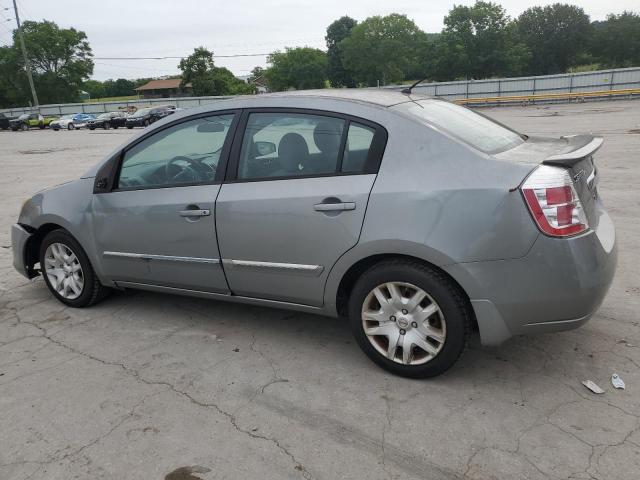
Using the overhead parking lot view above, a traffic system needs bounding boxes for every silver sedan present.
[11,90,617,377]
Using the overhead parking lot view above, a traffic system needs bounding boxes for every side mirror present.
[255,141,276,156]
[196,121,225,133]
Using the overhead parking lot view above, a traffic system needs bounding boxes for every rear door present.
[215,109,387,306]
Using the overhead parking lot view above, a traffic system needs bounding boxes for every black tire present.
[68,123,75,130]
[348,259,470,378]
[21,123,29,131]
[104,122,110,130]
[39,123,45,129]
[39,229,110,307]
[127,125,133,129]
[143,119,149,127]
[113,125,119,129]
[89,126,95,130]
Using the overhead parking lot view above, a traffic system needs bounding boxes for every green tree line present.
[264,3,640,91]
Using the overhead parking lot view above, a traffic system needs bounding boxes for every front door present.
[216,110,385,306]
[92,113,237,293]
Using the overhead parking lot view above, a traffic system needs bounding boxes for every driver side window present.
[117,114,234,189]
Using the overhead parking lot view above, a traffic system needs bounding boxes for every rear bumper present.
[444,206,617,345]
[11,223,35,279]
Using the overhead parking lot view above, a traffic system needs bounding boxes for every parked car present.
[125,105,175,128]
[87,111,127,130]
[50,113,96,131]
[10,90,616,378]
[10,113,58,131]
[0,112,13,130]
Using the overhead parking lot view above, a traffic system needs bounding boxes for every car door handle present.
[179,209,210,217]
[314,202,356,212]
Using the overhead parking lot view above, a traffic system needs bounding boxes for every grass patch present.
[83,95,139,103]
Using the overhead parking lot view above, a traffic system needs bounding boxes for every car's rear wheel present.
[68,123,75,130]
[39,123,45,129]
[39,230,109,307]
[113,125,119,129]
[348,259,469,378]
[143,119,150,127]
[104,122,110,130]
[21,124,28,131]
[127,125,133,129]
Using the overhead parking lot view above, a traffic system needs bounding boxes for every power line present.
[94,53,273,60]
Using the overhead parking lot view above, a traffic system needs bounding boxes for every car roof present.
[240,89,430,108]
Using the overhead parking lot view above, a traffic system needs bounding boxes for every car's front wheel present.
[104,122,110,130]
[39,230,109,307]
[67,123,75,130]
[348,259,469,378]
[21,124,28,131]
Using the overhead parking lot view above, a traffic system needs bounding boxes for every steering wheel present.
[165,156,214,184]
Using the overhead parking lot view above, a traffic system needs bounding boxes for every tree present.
[517,4,592,75]
[179,47,216,96]
[592,12,640,68]
[326,16,357,87]
[178,47,254,96]
[248,66,265,83]
[265,47,328,91]
[210,67,255,95]
[111,78,135,96]
[17,20,93,104]
[436,2,530,80]
[82,79,105,99]
[340,14,429,87]
[0,45,28,107]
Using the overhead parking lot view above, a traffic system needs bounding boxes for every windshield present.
[18,114,29,120]
[395,99,524,154]
[59,115,74,120]
[97,113,111,119]
[132,108,151,117]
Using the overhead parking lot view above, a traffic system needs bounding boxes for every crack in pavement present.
[11,312,314,480]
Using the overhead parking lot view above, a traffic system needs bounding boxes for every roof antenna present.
[401,76,429,95]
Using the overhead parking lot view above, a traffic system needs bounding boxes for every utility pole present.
[12,0,38,107]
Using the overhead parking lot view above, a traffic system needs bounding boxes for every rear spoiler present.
[543,135,604,167]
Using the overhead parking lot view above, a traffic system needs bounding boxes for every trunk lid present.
[495,135,603,230]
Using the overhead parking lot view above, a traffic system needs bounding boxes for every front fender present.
[19,178,107,282]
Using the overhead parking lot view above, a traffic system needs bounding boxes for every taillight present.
[521,165,588,237]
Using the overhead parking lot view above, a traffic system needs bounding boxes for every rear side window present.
[342,122,375,174]
[396,99,524,154]
[237,112,345,180]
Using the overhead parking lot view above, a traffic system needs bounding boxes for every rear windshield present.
[396,99,524,154]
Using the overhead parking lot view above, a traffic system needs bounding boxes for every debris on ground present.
[582,380,605,394]
[611,374,626,390]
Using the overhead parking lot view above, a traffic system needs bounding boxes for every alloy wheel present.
[44,242,84,300]
[361,282,446,365]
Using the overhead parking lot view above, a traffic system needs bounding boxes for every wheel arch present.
[327,246,478,333]
[23,222,68,275]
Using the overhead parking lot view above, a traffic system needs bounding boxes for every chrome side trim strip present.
[223,259,324,277]
[103,251,219,264]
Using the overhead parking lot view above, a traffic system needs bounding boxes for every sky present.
[0,0,637,81]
